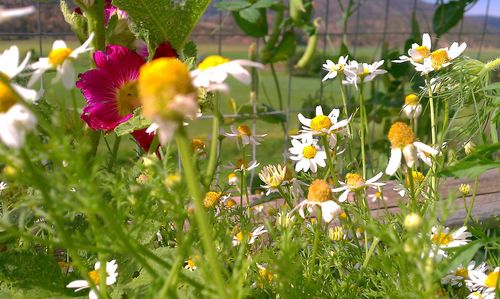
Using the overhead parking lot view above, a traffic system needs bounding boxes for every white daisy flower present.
[289,179,342,223]
[0,181,7,193]
[28,33,94,90]
[343,60,387,87]
[296,105,350,139]
[442,261,487,287]
[385,122,439,175]
[332,172,385,202]
[66,260,118,299]
[0,6,35,23]
[225,158,260,172]
[191,55,263,92]
[413,42,467,75]
[227,172,239,186]
[225,125,266,147]
[258,164,287,195]
[184,256,200,271]
[0,102,37,149]
[322,56,353,82]
[394,170,427,198]
[431,226,471,249]
[368,189,388,202]
[0,46,40,102]
[468,267,499,299]
[402,93,422,119]
[467,289,495,299]
[288,134,327,173]
[394,33,432,64]
[232,225,267,246]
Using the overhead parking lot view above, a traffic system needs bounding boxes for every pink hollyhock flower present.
[77,45,154,151]
[134,40,178,61]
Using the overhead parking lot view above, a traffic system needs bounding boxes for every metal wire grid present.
[1,0,497,187]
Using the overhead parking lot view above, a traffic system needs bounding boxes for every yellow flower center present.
[374,191,382,199]
[459,184,471,196]
[198,55,230,70]
[302,145,317,159]
[235,158,248,169]
[228,173,237,181]
[186,259,196,269]
[203,191,222,208]
[237,125,252,136]
[116,81,140,116]
[405,94,419,106]
[430,49,449,70]
[48,47,72,66]
[415,45,430,62]
[404,170,425,188]
[485,271,498,288]
[258,267,273,283]
[346,173,365,190]
[88,269,100,285]
[329,226,345,241]
[432,232,453,245]
[191,138,205,152]
[225,198,237,208]
[339,212,347,220]
[362,67,370,76]
[387,122,416,148]
[0,73,17,113]
[454,268,468,279]
[139,58,195,120]
[236,231,252,242]
[310,115,333,132]
[307,179,331,202]
[356,227,365,234]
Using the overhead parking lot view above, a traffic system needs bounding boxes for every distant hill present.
[0,0,498,48]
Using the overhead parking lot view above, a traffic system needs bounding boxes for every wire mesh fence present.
[1,0,499,188]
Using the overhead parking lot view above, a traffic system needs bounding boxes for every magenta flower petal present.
[131,128,156,153]
[78,45,145,131]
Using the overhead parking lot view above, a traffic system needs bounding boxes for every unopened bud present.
[464,141,476,155]
[459,184,471,196]
[404,213,422,231]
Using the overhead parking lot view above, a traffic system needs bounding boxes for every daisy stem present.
[321,135,336,183]
[175,128,229,299]
[108,136,121,171]
[206,94,221,186]
[86,0,106,159]
[463,176,479,227]
[407,168,417,209]
[358,83,367,180]
[310,209,322,276]
[425,77,437,192]
[361,237,380,269]
[278,186,293,209]
[338,76,356,162]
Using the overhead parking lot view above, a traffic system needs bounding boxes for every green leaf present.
[439,143,500,178]
[268,31,297,63]
[114,109,151,136]
[214,1,250,11]
[112,0,211,51]
[239,7,261,23]
[433,0,468,36]
[253,0,277,9]
[232,8,268,37]
[60,0,88,42]
[438,241,483,276]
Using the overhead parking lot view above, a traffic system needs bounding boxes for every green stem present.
[425,77,437,192]
[463,177,479,227]
[310,209,322,277]
[407,168,417,209]
[205,94,221,186]
[278,186,293,209]
[86,0,106,159]
[361,237,380,269]
[480,57,500,75]
[321,135,336,183]
[359,83,367,179]
[108,136,121,171]
[175,127,228,299]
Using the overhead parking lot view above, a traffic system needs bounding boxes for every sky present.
[422,0,500,17]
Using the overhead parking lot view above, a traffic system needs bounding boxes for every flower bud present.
[464,141,476,155]
[459,184,471,196]
[404,213,422,231]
